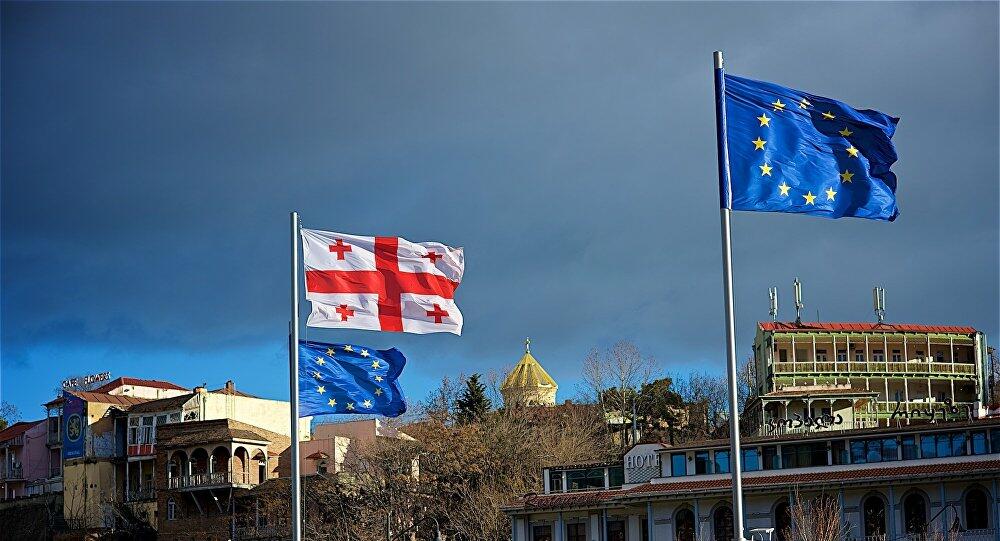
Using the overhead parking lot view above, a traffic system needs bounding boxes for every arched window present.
[862,495,887,538]
[166,498,177,521]
[965,488,989,530]
[674,508,695,541]
[712,505,733,541]
[903,493,928,534]
[774,502,792,541]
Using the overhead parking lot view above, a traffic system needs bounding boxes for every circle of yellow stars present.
[755,94,862,207]
[312,344,389,412]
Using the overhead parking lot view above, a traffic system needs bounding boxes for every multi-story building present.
[744,321,989,436]
[0,420,47,500]
[505,417,1000,541]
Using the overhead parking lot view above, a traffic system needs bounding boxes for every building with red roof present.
[93,376,190,399]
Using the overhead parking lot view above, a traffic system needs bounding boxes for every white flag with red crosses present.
[300,228,465,335]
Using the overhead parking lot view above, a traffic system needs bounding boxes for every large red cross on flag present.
[301,228,465,335]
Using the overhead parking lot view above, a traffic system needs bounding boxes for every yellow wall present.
[62,461,118,529]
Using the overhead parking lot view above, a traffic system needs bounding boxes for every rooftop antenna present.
[793,278,804,325]
[768,287,779,322]
[873,286,886,323]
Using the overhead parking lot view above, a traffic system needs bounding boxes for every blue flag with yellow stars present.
[297,340,407,418]
[723,74,900,221]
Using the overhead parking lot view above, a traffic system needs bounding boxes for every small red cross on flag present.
[301,228,465,335]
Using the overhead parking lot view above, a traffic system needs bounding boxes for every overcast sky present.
[3,2,998,419]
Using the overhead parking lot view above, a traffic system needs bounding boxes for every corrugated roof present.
[125,393,194,413]
[759,322,978,334]
[0,420,44,442]
[94,377,189,394]
[66,391,150,408]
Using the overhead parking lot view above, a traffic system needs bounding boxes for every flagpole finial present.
[525,337,531,353]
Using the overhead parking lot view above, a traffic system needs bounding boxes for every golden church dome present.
[501,338,558,407]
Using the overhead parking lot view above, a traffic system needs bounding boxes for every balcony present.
[0,435,25,448]
[126,481,156,502]
[46,428,61,446]
[49,466,62,479]
[1,464,24,480]
[773,359,977,378]
[167,471,253,491]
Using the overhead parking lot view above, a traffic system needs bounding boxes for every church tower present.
[501,338,558,407]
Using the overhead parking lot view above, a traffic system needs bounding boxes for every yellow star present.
[839,127,853,137]
[803,192,817,205]
[343,345,354,352]
[312,371,322,379]
[317,385,326,394]
[371,360,381,369]
[316,358,326,366]
[346,403,355,411]
[840,170,854,183]
[360,349,370,358]
[825,187,837,201]
[362,399,373,409]
[328,398,337,407]
[757,113,771,127]
[759,163,773,176]
[374,375,384,382]
[752,137,766,151]
[325,348,335,356]
[845,145,859,158]
[778,182,791,197]
[798,98,811,109]
[772,99,785,111]
[822,111,835,120]
[374,388,383,396]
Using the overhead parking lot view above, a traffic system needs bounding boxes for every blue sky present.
[2,2,998,419]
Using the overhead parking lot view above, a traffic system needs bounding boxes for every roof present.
[127,393,195,414]
[305,451,329,460]
[501,342,557,392]
[0,420,44,442]
[156,418,287,448]
[65,391,150,408]
[94,377,188,394]
[513,459,1000,511]
[759,321,978,335]
[210,386,259,398]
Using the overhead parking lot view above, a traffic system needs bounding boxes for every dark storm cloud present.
[2,2,997,413]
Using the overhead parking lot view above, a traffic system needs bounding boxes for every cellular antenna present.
[873,286,886,323]
[793,278,804,325]
[768,287,779,322]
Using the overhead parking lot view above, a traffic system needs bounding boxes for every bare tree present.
[783,490,849,541]
[581,341,656,453]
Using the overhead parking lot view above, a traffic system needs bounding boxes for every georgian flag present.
[301,228,464,335]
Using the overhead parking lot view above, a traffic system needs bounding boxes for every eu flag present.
[297,340,407,418]
[723,74,900,221]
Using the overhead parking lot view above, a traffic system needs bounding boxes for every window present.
[128,417,139,445]
[862,496,886,538]
[741,449,760,472]
[832,440,849,465]
[882,438,898,462]
[155,414,167,426]
[166,498,177,521]
[695,451,711,474]
[168,412,181,423]
[675,509,695,541]
[920,435,937,459]
[951,432,968,457]
[855,350,865,362]
[779,350,787,362]
[714,450,730,474]
[763,446,779,470]
[712,506,733,541]
[866,439,883,463]
[936,351,945,362]
[532,525,552,541]
[566,523,586,541]
[965,488,989,529]
[608,466,624,488]
[873,350,885,362]
[795,349,807,362]
[781,443,826,469]
[851,440,866,464]
[992,429,1000,454]
[836,350,847,362]
[892,350,902,362]
[903,493,927,534]
[605,521,625,541]
[671,453,687,477]
[902,436,918,460]
[566,468,604,491]
[549,470,564,492]
[815,349,827,362]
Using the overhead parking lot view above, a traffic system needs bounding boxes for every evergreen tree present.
[455,374,491,424]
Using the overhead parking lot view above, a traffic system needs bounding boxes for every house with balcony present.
[0,420,48,500]
[744,321,988,436]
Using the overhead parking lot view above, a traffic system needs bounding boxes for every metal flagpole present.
[289,211,303,541]
[712,50,746,541]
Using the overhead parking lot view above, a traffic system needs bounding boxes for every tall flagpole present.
[289,211,302,541]
[713,50,746,541]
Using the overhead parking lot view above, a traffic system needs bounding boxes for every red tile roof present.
[0,420,44,442]
[305,451,329,460]
[759,322,978,334]
[94,377,188,394]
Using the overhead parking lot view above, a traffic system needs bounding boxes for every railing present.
[866,401,975,415]
[126,481,156,501]
[0,435,25,447]
[0,464,24,480]
[774,360,977,376]
[25,478,62,496]
[167,471,253,489]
